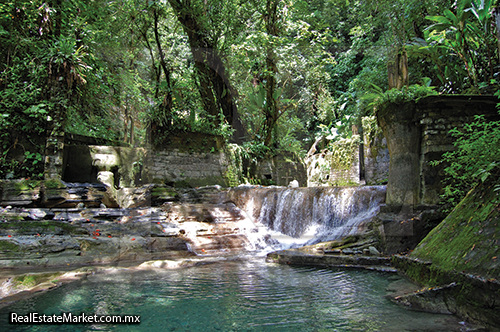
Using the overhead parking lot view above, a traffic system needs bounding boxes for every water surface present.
[0,258,473,331]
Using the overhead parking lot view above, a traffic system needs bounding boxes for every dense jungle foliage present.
[1,0,499,200]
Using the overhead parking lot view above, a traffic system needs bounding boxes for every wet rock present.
[0,180,41,207]
[392,283,459,315]
[116,186,153,208]
[0,186,266,266]
[266,250,395,271]
[41,183,108,208]
[328,249,342,255]
[27,209,50,220]
[0,220,88,236]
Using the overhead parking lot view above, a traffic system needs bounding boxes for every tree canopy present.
[1,0,499,179]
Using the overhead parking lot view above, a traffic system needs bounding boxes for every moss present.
[410,178,500,280]
[222,144,245,187]
[151,187,177,197]
[1,179,42,196]
[0,221,87,235]
[0,240,20,251]
[12,273,60,288]
[43,179,65,189]
[173,180,193,188]
[14,179,41,191]
[393,171,500,331]
[0,214,24,222]
[362,116,383,157]
[330,136,360,171]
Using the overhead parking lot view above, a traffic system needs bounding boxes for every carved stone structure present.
[378,95,500,208]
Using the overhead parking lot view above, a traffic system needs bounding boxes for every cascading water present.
[227,185,386,249]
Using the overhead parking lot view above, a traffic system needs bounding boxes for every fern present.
[361,84,438,111]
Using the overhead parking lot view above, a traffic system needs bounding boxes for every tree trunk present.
[167,0,241,137]
[388,48,409,89]
[494,7,500,61]
[262,0,279,148]
[153,8,173,129]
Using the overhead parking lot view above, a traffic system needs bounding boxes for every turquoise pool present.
[0,258,474,331]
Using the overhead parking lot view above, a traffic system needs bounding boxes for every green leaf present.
[443,9,459,26]
[426,15,452,25]
[272,88,282,101]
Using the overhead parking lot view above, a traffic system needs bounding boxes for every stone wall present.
[63,145,227,188]
[142,149,227,186]
[363,116,390,185]
[306,136,363,187]
[329,137,361,186]
[306,118,390,187]
[418,96,500,205]
[62,140,307,188]
[256,153,307,187]
[378,95,500,207]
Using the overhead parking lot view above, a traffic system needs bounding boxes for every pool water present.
[0,258,474,331]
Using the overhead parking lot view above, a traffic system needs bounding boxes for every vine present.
[222,144,245,187]
[330,135,360,172]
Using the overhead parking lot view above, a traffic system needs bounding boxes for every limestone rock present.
[369,246,381,256]
[392,283,459,315]
[0,180,40,207]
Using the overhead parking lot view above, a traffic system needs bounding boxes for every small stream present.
[0,257,475,332]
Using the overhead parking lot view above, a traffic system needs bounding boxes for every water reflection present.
[0,259,476,331]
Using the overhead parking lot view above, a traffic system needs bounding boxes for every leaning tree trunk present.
[167,0,241,137]
[153,8,173,129]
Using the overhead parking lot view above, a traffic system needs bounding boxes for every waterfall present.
[227,186,386,248]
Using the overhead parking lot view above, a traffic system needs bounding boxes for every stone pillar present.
[377,102,421,207]
[44,132,65,180]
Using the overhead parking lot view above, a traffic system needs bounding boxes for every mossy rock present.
[12,272,61,288]
[393,171,500,330]
[0,180,41,205]
[0,240,21,253]
[151,187,178,198]
[43,179,66,189]
[0,221,88,236]
[10,180,42,194]
[410,173,500,280]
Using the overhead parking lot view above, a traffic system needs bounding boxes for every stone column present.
[377,102,421,207]
[44,131,65,180]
